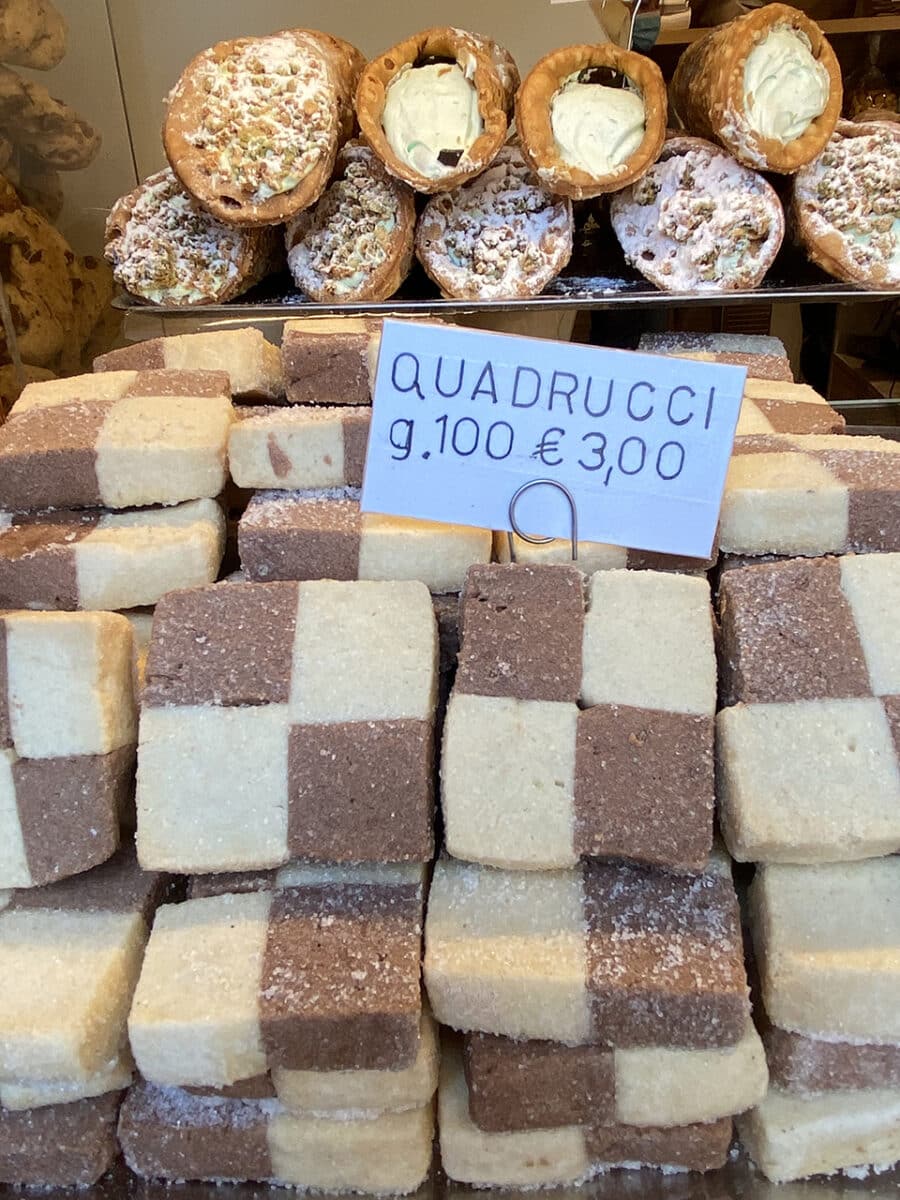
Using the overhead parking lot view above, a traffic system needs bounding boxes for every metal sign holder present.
[507,478,580,564]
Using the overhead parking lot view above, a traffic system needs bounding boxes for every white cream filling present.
[382,62,482,179]
[551,80,646,177]
[743,26,830,143]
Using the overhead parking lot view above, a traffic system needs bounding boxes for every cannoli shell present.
[671,3,842,174]
[356,26,518,193]
[517,44,667,199]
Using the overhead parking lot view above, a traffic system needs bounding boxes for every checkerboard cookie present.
[734,379,844,436]
[0,1092,121,1187]
[0,369,234,510]
[229,406,370,490]
[425,855,749,1048]
[440,1042,732,1187]
[720,433,900,556]
[119,1079,434,1192]
[282,317,381,405]
[717,556,900,862]
[494,532,715,575]
[239,491,491,593]
[0,499,225,611]
[0,610,137,888]
[128,864,426,1085]
[638,332,792,381]
[94,329,284,402]
[137,580,437,870]
[0,848,164,1085]
[464,1021,766,1131]
[443,565,717,870]
[750,859,899,1044]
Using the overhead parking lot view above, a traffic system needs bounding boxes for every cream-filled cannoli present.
[793,119,899,290]
[609,135,784,292]
[517,44,667,199]
[672,4,841,173]
[164,29,363,225]
[416,145,573,300]
[285,142,415,302]
[356,27,518,192]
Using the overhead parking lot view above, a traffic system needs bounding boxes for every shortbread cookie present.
[671,4,841,174]
[282,316,382,405]
[464,1021,766,1130]
[440,1043,732,1187]
[105,169,282,306]
[720,433,900,555]
[738,1087,900,1182]
[443,565,716,870]
[736,379,844,435]
[137,580,437,871]
[274,1009,438,1116]
[356,27,518,193]
[119,1079,434,1192]
[0,499,225,611]
[0,610,137,887]
[495,532,714,575]
[229,406,370,490]
[0,849,163,1083]
[95,329,284,402]
[764,1023,900,1095]
[0,368,234,510]
[0,1050,132,1112]
[0,0,67,70]
[416,145,573,299]
[0,1092,120,1187]
[750,860,899,1043]
[793,120,900,289]
[286,141,416,302]
[239,491,491,593]
[717,556,900,863]
[0,66,99,170]
[610,135,784,292]
[129,867,425,1084]
[165,29,362,225]
[425,856,749,1048]
[638,331,793,381]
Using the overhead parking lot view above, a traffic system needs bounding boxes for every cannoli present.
[105,169,282,306]
[285,142,415,302]
[717,555,900,864]
[793,119,899,290]
[356,27,518,193]
[443,565,716,872]
[671,3,842,174]
[416,145,573,300]
[164,29,363,226]
[609,135,784,292]
[517,44,666,199]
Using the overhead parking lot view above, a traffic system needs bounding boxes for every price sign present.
[361,319,745,558]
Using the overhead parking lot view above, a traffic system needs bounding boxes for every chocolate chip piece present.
[578,66,625,87]
[438,149,464,167]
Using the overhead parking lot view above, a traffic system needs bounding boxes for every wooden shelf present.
[656,12,900,44]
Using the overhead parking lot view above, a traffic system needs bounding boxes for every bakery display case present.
[0,1,897,1197]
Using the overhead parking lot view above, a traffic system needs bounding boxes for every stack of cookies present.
[427,561,763,1187]
[233,317,492,593]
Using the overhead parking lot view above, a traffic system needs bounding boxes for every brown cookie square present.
[238,495,361,584]
[259,884,422,1072]
[287,719,434,862]
[574,705,714,870]
[142,581,298,708]
[456,564,584,702]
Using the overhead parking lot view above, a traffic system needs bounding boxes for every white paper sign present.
[361,320,745,558]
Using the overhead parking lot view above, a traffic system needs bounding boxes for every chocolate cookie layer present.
[282,318,380,406]
[239,494,361,583]
[0,1092,121,1186]
[765,1025,900,1094]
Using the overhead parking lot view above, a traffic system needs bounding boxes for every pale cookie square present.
[442,693,579,870]
[738,1087,900,1183]
[717,699,900,863]
[839,553,900,696]
[136,704,290,873]
[0,749,29,888]
[424,857,591,1045]
[289,580,437,724]
[0,906,148,1082]
[358,514,492,594]
[750,859,900,1042]
[581,570,716,716]
[128,891,271,1088]
[1,611,136,758]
